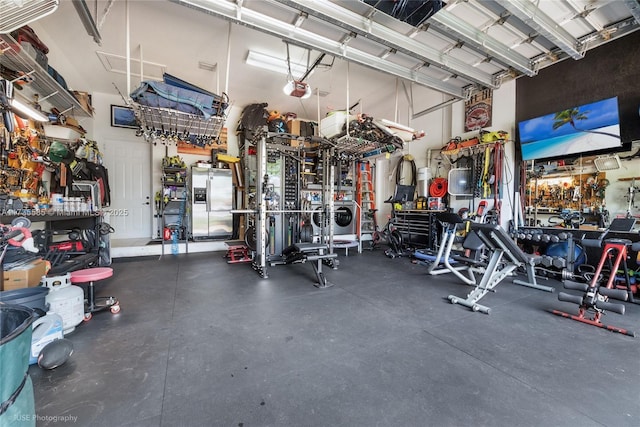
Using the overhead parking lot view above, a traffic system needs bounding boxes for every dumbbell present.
[552,257,567,269]
[541,255,554,267]
[533,233,542,242]
[557,232,569,241]
[540,234,551,243]
[550,234,560,243]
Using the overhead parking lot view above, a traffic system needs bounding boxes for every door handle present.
[143,201,150,205]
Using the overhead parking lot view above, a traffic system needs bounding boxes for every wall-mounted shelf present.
[131,103,226,144]
[0,34,93,117]
[440,140,505,165]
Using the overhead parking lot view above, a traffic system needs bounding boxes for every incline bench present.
[272,242,338,288]
[447,222,554,314]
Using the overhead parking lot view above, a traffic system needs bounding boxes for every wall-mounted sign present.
[465,88,493,132]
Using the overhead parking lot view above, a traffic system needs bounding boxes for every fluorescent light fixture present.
[283,80,312,99]
[11,98,49,122]
[246,50,309,77]
[594,154,621,171]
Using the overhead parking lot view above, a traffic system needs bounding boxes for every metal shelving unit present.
[130,104,226,144]
[0,34,93,117]
[160,166,189,256]
[334,135,401,159]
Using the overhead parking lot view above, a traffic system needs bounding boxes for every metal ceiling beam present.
[429,9,536,77]
[623,0,640,25]
[495,0,584,60]
[271,0,498,88]
[170,0,466,98]
[563,0,601,32]
[531,16,640,68]
[72,0,102,45]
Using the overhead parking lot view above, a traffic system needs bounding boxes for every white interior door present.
[101,139,152,239]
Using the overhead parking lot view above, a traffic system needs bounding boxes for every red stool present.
[70,267,120,320]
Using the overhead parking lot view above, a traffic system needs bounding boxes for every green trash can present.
[0,304,36,427]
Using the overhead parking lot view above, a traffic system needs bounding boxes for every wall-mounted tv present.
[518,96,622,161]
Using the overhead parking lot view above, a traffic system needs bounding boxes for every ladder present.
[356,161,376,238]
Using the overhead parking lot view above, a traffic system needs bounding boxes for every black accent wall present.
[516,30,640,145]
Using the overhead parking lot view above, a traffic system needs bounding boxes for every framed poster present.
[464,88,493,132]
[110,105,138,129]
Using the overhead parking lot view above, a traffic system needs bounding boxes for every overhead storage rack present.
[130,104,226,144]
[0,34,93,117]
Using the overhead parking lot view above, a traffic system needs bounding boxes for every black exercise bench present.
[447,222,554,314]
[276,242,338,288]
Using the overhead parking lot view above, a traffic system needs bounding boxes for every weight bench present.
[447,222,554,314]
[420,212,485,286]
[278,242,338,288]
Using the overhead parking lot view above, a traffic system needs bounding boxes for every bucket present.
[30,312,64,365]
[0,287,49,314]
[0,304,36,426]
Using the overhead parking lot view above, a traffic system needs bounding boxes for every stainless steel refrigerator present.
[191,167,233,239]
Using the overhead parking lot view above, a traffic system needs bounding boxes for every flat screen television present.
[518,96,622,161]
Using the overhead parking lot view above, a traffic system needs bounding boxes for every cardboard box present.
[71,90,94,114]
[288,119,315,147]
[2,259,48,291]
[579,224,600,231]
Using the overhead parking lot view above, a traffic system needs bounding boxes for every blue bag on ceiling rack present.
[162,73,229,115]
[130,75,228,119]
[163,73,217,98]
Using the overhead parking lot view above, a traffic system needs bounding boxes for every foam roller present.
[598,287,629,302]
[563,280,588,292]
[595,299,625,315]
[558,292,583,305]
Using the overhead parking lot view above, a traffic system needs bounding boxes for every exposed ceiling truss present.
[170,0,640,101]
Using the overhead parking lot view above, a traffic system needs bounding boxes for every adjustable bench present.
[419,212,485,286]
[276,242,338,288]
[447,222,554,314]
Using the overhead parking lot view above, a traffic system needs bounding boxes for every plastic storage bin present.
[320,112,353,138]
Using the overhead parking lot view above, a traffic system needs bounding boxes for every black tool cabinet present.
[1,213,109,274]
[393,210,443,250]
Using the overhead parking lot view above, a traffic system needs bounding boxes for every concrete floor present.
[30,250,640,427]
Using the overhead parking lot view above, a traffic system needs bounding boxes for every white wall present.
[449,80,517,228]
[370,80,517,230]
[87,91,242,239]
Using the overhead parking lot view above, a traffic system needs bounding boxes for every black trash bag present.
[238,103,269,140]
